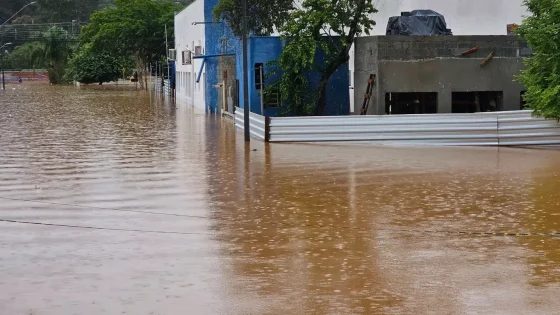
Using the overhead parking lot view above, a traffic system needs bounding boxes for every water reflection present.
[205,126,560,313]
[0,85,559,314]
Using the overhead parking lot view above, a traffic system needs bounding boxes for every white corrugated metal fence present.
[234,109,560,146]
[234,107,268,141]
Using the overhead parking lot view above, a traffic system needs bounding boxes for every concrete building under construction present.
[353,35,531,115]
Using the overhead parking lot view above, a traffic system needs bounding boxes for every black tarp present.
[386,10,452,36]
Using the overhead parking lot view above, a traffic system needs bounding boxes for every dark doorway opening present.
[385,92,438,114]
[452,91,503,113]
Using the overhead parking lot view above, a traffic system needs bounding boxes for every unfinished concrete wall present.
[375,35,532,60]
[354,37,380,115]
[354,35,529,115]
[217,55,237,114]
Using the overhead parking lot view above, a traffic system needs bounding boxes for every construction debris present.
[480,51,495,67]
[461,46,479,56]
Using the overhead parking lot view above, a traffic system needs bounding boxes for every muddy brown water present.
[1,84,560,314]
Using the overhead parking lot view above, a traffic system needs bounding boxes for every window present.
[385,92,438,114]
[194,46,202,56]
[264,87,281,108]
[452,91,503,113]
[182,51,192,65]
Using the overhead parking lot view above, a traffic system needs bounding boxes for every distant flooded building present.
[175,0,529,116]
[174,0,349,116]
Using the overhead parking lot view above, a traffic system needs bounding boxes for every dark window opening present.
[254,63,264,90]
[385,92,438,114]
[452,91,503,113]
[264,87,281,108]
[520,91,528,109]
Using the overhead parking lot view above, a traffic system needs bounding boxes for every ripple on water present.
[0,85,560,314]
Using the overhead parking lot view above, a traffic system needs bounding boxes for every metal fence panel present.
[496,110,560,146]
[234,107,267,141]
[269,113,499,145]
[234,109,560,146]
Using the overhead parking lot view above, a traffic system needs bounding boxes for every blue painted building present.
[174,0,349,116]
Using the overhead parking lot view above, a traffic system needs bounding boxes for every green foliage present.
[213,0,293,36]
[0,0,36,24]
[40,26,73,83]
[81,0,178,66]
[0,0,190,24]
[517,0,560,120]
[4,42,45,69]
[66,45,131,84]
[35,0,102,22]
[266,0,377,115]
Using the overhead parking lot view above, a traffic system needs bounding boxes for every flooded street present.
[1,85,560,314]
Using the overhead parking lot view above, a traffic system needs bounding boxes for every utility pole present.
[1,54,4,91]
[0,43,13,90]
[242,0,250,141]
[259,65,264,115]
[165,24,170,96]
[0,1,38,90]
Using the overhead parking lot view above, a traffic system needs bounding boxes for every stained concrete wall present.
[217,56,237,114]
[354,35,529,115]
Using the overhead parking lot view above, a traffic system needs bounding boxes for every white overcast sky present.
[369,0,529,35]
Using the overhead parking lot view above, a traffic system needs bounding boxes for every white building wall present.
[175,0,206,110]
[349,0,528,113]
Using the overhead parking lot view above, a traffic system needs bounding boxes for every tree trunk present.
[313,0,368,115]
[314,53,349,116]
[135,55,145,90]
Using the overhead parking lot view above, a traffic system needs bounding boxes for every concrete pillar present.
[502,88,522,111]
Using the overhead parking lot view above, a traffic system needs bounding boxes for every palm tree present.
[40,26,71,83]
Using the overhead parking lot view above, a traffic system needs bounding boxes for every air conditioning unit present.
[168,49,177,61]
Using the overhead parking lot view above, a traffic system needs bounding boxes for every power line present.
[1,196,558,239]
[0,196,209,219]
[0,218,211,236]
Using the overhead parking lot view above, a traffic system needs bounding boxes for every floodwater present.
[1,84,560,315]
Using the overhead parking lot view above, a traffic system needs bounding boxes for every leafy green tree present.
[213,0,294,36]
[0,0,33,24]
[66,44,130,84]
[272,0,377,115]
[80,0,179,89]
[4,42,45,69]
[34,0,101,23]
[40,26,73,83]
[517,0,560,120]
